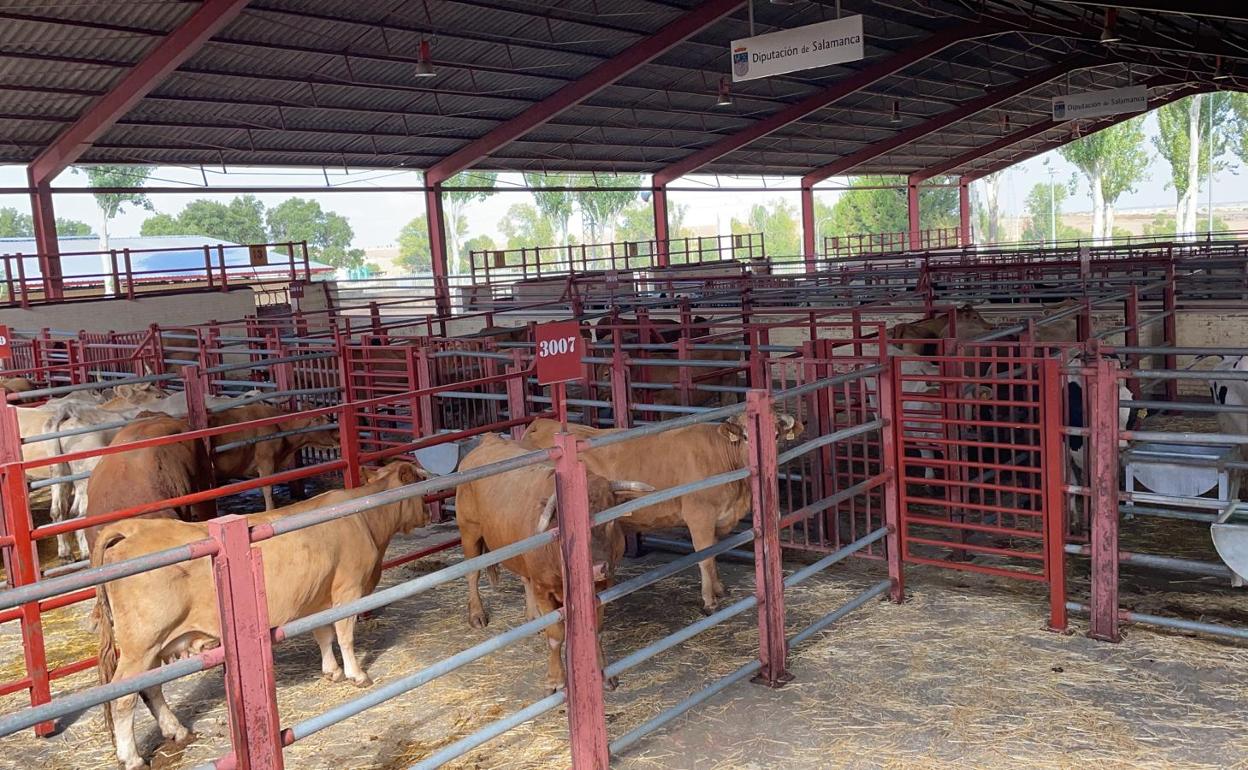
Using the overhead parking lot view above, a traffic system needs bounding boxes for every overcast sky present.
[0,107,1242,250]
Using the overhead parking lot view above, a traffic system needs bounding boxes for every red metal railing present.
[0,240,315,308]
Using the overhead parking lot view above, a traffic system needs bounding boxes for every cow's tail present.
[91,529,125,740]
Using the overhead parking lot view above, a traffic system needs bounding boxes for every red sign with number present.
[0,325,11,361]
[535,321,584,385]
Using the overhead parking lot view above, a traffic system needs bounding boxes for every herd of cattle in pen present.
[4,303,1248,770]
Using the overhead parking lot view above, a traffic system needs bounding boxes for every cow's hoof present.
[700,604,717,617]
[123,760,149,770]
[171,728,195,745]
[468,611,489,629]
[351,674,374,688]
[604,675,619,691]
[323,669,345,683]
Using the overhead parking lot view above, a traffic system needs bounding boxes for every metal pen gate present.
[891,346,1066,628]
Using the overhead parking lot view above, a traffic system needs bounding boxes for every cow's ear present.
[718,414,747,443]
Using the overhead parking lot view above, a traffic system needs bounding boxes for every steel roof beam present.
[963,82,1210,180]
[801,56,1099,187]
[651,23,1001,187]
[424,0,746,185]
[911,74,1183,182]
[27,0,251,185]
[1041,1,1248,22]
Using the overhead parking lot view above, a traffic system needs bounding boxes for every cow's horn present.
[537,492,558,532]
[415,466,435,479]
[610,480,654,494]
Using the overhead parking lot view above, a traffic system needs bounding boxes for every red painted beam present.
[426,0,746,185]
[914,74,1185,182]
[652,187,669,267]
[27,170,61,299]
[963,82,1208,181]
[800,185,816,269]
[801,57,1097,187]
[28,0,251,185]
[652,23,1001,187]
[906,176,921,248]
[958,177,972,246]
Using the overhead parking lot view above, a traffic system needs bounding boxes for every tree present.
[523,172,575,246]
[1059,117,1148,241]
[440,171,497,274]
[1142,211,1230,238]
[615,202,655,246]
[574,174,641,244]
[975,171,1004,244]
[0,207,93,238]
[731,199,800,257]
[499,203,557,252]
[462,234,496,262]
[56,218,93,236]
[140,195,267,244]
[1154,93,1232,238]
[266,197,363,269]
[825,176,959,244]
[397,215,432,272]
[77,165,154,294]
[1020,181,1086,243]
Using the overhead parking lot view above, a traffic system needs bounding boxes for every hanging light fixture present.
[890,100,902,124]
[716,76,733,107]
[414,39,437,78]
[1000,112,1011,133]
[1100,8,1121,44]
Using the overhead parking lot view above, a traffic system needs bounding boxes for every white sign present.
[1052,85,1147,121]
[731,15,864,82]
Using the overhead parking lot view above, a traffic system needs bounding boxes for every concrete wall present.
[0,287,256,334]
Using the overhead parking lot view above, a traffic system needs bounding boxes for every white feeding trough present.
[1212,504,1248,587]
[1123,442,1241,507]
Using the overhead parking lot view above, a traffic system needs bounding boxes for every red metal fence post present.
[181,364,213,461]
[0,401,53,734]
[1124,285,1140,398]
[551,433,610,770]
[207,515,284,770]
[507,350,527,439]
[609,331,630,429]
[745,390,791,687]
[1088,356,1121,642]
[1040,358,1067,632]
[878,361,906,603]
[1163,259,1179,403]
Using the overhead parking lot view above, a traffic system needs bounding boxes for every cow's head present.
[285,414,341,450]
[717,411,804,444]
[110,381,166,405]
[364,460,434,532]
[536,476,654,585]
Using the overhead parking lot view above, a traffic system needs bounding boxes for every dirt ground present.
[3,494,1247,770]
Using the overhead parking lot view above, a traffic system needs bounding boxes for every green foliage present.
[266,197,363,269]
[824,176,960,241]
[1142,212,1230,237]
[1060,117,1149,205]
[1020,181,1085,242]
[55,217,93,236]
[499,203,557,251]
[574,174,641,243]
[397,215,432,272]
[442,171,497,273]
[77,165,154,222]
[615,203,654,245]
[0,207,91,237]
[523,172,575,245]
[462,234,496,257]
[139,195,267,244]
[0,207,32,237]
[731,199,800,257]
[1154,94,1232,199]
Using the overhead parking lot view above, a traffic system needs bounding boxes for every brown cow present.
[888,304,995,355]
[92,461,431,770]
[0,376,34,394]
[209,403,339,510]
[593,315,710,344]
[455,434,651,692]
[522,411,802,614]
[83,415,216,553]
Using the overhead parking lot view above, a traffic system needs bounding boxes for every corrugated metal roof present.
[0,0,1241,180]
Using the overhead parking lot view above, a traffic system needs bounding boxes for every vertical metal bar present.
[218,244,229,291]
[15,253,29,307]
[208,516,284,770]
[122,248,135,300]
[28,180,62,299]
[1040,358,1067,632]
[907,178,921,250]
[368,302,382,335]
[879,360,905,602]
[551,433,610,770]
[745,390,791,686]
[301,241,311,282]
[958,178,972,246]
[653,185,669,267]
[1163,259,1178,403]
[339,403,362,489]
[1088,357,1121,642]
[800,185,816,271]
[1124,285,1140,398]
[609,330,630,429]
[204,245,215,290]
[181,364,212,461]
[507,351,527,440]
[415,349,438,434]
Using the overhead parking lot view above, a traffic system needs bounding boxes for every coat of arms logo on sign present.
[733,46,749,77]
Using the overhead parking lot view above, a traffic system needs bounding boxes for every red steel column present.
[652,185,669,267]
[27,175,62,299]
[800,185,817,272]
[425,184,452,317]
[551,433,610,769]
[878,360,906,602]
[208,515,284,770]
[958,177,972,247]
[746,390,791,687]
[906,177,921,250]
[1088,357,1121,642]
[1163,257,1179,403]
[1040,358,1067,632]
